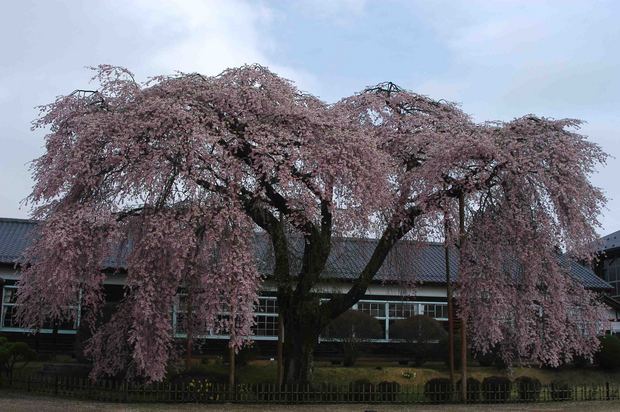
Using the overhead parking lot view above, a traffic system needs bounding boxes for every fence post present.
[54,376,59,395]
[27,375,31,393]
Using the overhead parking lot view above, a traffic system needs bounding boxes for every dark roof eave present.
[602,294,620,311]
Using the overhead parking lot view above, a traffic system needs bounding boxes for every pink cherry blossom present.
[17,65,607,382]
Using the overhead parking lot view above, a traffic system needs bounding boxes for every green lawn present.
[12,356,620,386]
[184,359,620,386]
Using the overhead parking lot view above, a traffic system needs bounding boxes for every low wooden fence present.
[3,374,620,404]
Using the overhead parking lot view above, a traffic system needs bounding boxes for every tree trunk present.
[282,332,317,385]
[281,307,320,385]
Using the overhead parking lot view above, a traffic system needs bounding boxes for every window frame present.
[0,284,81,334]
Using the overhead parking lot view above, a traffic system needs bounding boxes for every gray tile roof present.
[598,230,620,253]
[0,218,38,264]
[562,256,611,289]
[0,217,611,290]
[253,233,458,284]
[253,233,611,289]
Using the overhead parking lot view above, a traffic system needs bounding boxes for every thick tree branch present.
[320,205,421,325]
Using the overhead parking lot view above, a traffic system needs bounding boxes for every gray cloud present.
[0,0,618,235]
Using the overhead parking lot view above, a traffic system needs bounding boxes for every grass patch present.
[15,356,620,387]
[188,359,620,386]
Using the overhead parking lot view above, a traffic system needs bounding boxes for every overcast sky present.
[1,0,618,235]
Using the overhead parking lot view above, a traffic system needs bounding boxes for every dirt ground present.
[2,392,620,412]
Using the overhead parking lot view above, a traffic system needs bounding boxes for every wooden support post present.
[459,191,467,403]
[277,316,284,386]
[185,287,193,371]
[445,226,456,395]
[228,340,236,387]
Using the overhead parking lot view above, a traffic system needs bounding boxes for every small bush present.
[550,381,573,401]
[324,310,383,367]
[236,344,260,367]
[515,376,541,401]
[595,335,620,371]
[572,354,593,368]
[582,386,601,401]
[351,377,372,388]
[390,315,447,367]
[350,377,375,394]
[169,365,228,385]
[376,381,400,401]
[424,378,453,402]
[457,378,481,402]
[473,347,508,369]
[438,334,472,367]
[401,370,414,379]
[186,378,221,401]
[0,338,37,382]
[350,378,376,402]
[474,350,495,367]
[482,376,511,402]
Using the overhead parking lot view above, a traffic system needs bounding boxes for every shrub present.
[424,378,453,402]
[0,337,37,382]
[515,376,541,401]
[401,370,414,379]
[550,381,573,401]
[186,378,221,401]
[572,354,593,368]
[169,364,228,385]
[582,386,601,401]
[594,335,620,371]
[236,344,260,367]
[456,377,481,402]
[323,310,383,367]
[473,346,508,369]
[482,376,511,402]
[390,315,447,367]
[349,378,376,402]
[474,350,495,367]
[438,334,472,367]
[376,381,400,401]
[351,378,373,388]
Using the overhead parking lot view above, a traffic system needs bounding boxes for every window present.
[358,301,385,317]
[172,291,214,336]
[605,263,620,299]
[253,315,278,336]
[422,304,448,319]
[1,284,80,333]
[172,295,280,338]
[256,297,278,314]
[321,300,448,342]
[253,297,278,337]
[1,286,18,328]
[170,294,448,342]
[388,302,417,318]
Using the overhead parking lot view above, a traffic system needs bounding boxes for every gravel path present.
[2,392,620,412]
